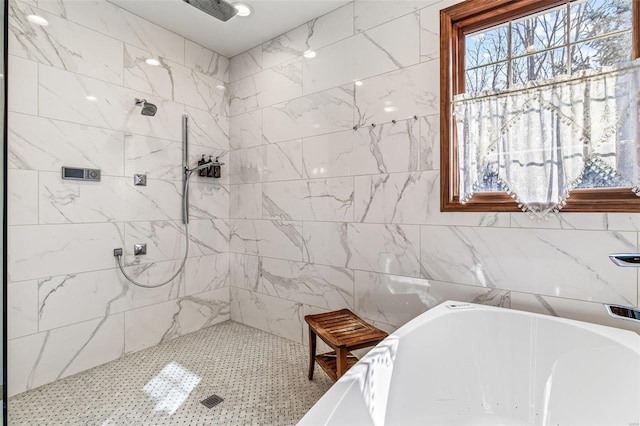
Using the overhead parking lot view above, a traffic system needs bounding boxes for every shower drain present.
[201,394,224,409]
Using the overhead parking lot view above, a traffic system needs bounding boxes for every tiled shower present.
[6,0,640,401]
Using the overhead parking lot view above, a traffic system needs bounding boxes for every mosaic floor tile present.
[9,321,333,425]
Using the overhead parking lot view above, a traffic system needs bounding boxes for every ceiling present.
[108,0,349,58]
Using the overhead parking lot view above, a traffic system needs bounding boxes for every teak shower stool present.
[305,309,388,381]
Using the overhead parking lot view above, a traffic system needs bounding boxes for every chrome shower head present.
[135,98,157,117]
[183,0,238,22]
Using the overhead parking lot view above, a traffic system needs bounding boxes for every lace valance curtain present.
[453,59,640,219]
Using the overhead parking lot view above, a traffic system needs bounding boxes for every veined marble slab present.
[9,112,125,175]
[263,177,354,222]
[10,2,123,84]
[229,59,303,116]
[354,60,439,126]
[303,118,419,178]
[263,86,353,143]
[8,169,38,225]
[262,3,354,69]
[303,13,420,95]
[230,110,263,149]
[229,45,262,83]
[420,226,638,305]
[229,141,302,184]
[185,39,229,83]
[183,254,230,296]
[230,287,304,343]
[124,288,229,354]
[230,183,262,219]
[355,0,440,33]
[36,0,185,64]
[8,313,124,396]
[354,270,510,327]
[8,280,38,339]
[7,56,37,115]
[8,222,124,282]
[230,219,304,262]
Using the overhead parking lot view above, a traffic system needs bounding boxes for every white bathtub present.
[299,301,640,426]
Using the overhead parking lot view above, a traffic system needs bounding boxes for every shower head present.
[135,98,157,117]
[183,0,238,21]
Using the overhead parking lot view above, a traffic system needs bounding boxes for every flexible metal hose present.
[114,172,193,288]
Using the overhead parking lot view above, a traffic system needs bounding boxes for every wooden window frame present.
[440,0,640,212]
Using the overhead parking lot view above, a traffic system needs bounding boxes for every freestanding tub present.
[299,301,640,426]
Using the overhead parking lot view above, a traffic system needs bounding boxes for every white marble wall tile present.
[186,219,230,256]
[230,253,261,291]
[8,169,38,225]
[420,113,439,170]
[39,173,181,223]
[10,2,123,84]
[8,222,124,282]
[262,3,354,69]
[510,292,640,335]
[230,183,262,219]
[263,140,303,182]
[263,86,354,143]
[263,177,354,222]
[7,56,37,115]
[416,170,512,227]
[123,221,188,265]
[8,280,38,339]
[349,223,423,277]
[229,46,262,82]
[303,119,419,178]
[185,39,229,83]
[9,112,125,175]
[8,313,124,396]
[183,254,230,296]
[173,65,227,116]
[304,221,424,278]
[511,212,640,231]
[37,267,179,332]
[229,59,303,116]
[39,65,184,141]
[230,219,304,261]
[355,172,430,224]
[185,105,229,151]
[36,0,185,64]
[229,145,263,184]
[302,222,350,267]
[354,0,440,33]
[230,287,304,343]
[303,13,420,95]
[123,44,175,101]
[261,257,354,310]
[124,288,229,354]
[187,181,229,221]
[355,60,439,125]
[354,270,510,327]
[230,110,263,150]
[120,259,186,300]
[124,134,182,180]
[420,0,463,62]
[420,226,638,305]
[229,141,302,184]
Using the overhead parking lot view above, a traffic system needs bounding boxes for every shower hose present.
[113,170,195,288]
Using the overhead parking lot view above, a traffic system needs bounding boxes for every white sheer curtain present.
[454,59,640,219]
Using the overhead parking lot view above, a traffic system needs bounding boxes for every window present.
[440,0,640,212]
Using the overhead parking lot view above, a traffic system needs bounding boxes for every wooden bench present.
[305,309,388,381]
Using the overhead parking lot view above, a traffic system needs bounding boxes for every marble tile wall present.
[227,0,640,346]
[7,0,230,396]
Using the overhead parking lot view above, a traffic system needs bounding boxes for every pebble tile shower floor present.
[9,321,334,425]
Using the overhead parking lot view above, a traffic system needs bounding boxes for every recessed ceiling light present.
[85,95,98,102]
[354,81,363,87]
[27,14,49,26]
[233,3,253,17]
[215,84,225,90]
[303,50,317,59]
[145,58,160,66]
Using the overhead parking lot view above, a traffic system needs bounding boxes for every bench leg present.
[308,327,316,380]
[336,347,347,379]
